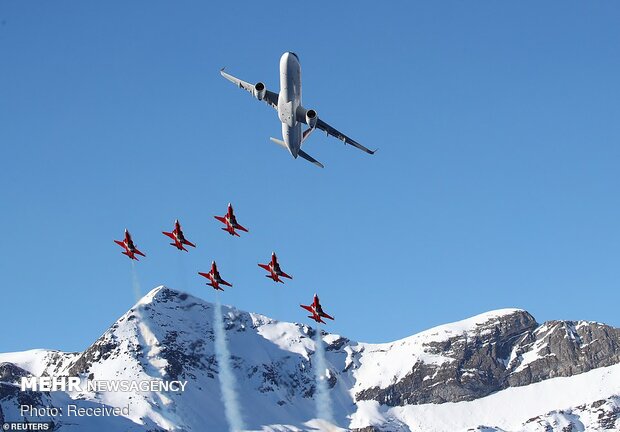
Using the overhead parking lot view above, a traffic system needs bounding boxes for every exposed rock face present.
[0,363,30,384]
[507,320,620,387]
[355,311,620,407]
[357,310,538,405]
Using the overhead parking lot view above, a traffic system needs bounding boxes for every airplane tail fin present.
[298,149,324,168]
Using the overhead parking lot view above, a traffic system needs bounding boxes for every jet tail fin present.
[298,149,324,168]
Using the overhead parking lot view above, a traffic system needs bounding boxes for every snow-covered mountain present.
[1,286,618,431]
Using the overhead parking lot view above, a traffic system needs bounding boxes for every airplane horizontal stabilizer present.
[269,137,287,149]
[298,149,324,168]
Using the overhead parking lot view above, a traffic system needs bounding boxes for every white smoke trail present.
[314,326,334,424]
[130,260,142,302]
[213,299,246,432]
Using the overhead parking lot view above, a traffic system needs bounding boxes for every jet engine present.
[305,109,318,129]
[253,82,266,101]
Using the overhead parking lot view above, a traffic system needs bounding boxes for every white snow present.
[350,362,620,431]
[0,349,78,376]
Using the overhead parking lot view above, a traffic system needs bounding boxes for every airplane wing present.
[314,118,376,155]
[183,240,196,248]
[162,231,175,240]
[221,279,233,287]
[237,224,249,233]
[220,69,279,110]
[300,304,314,314]
[320,312,335,321]
[214,215,227,224]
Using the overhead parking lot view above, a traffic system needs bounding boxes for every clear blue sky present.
[1,2,619,353]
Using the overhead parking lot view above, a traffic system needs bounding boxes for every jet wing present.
[220,69,279,109]
[182,240,196,248]
[315,118,376,155]
[319,312,335,321]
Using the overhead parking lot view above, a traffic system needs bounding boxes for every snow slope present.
[351,362,620,431]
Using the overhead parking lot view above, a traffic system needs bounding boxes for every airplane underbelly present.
[282,123,302,157]
[278,55,301,127]
[278,52,303,157]
[278,100,295,126]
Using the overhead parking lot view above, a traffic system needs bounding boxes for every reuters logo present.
[1,423,51,431]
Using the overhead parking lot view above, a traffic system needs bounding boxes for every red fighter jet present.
[300,294,334,324]
[214,203,248,237]
[162,219,196,251]
[198,261,232,291]
[114,229,146,260]
[258,252,292,283]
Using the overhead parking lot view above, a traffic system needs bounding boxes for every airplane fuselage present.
[278,52,303,158]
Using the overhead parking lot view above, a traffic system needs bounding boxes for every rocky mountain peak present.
[1,287,618,431]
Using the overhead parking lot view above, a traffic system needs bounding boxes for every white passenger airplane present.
[220,52,375,168]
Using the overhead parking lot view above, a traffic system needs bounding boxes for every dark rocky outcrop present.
[0,362,30,384]
[507,320,620,387]
[356,311,620,407]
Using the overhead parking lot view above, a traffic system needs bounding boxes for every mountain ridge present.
[1,285,618,431]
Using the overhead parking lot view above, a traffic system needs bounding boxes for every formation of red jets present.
[114,203,334,325]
